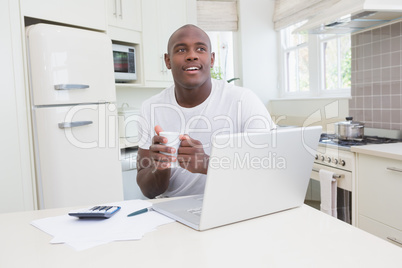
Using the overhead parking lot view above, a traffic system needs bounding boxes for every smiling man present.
[136,24,275,199]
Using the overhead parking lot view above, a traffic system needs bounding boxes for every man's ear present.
[210,52,215,68]
[164,53,171,69]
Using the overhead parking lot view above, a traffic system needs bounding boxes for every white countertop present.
[1,202,401,268]
[351,142,402,161]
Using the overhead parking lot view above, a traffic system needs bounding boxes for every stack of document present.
[31,200,174,251]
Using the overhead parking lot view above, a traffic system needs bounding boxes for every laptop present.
[152,126,322,231]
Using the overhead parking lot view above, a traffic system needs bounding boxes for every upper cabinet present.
[20,0,107,31]
[108,0,142,32]
[107,0,143,87]
[107,0,142,44]
[141,0,196,88]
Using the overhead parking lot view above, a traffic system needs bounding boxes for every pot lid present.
[335,117,364,126]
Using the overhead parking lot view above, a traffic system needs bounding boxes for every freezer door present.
[26,23,116,105]
[33,104,123,209]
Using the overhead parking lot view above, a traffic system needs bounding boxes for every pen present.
[127,207,152,217]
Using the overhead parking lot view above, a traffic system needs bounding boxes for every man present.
[137,24,275,199]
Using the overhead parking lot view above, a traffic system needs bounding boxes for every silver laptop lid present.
[199,126,321,230]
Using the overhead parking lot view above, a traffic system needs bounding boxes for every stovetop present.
[320,133,401,148]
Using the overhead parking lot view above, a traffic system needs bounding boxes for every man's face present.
[165,26,215,90]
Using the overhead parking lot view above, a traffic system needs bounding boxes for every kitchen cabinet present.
[107,0,142,44]
[356,152,402,247]
[141,0,197,88]
[108,0,142,32]
[107,0,142,87]
[20,0,107,31]
[0,0,36,212]
[121,148,147,199]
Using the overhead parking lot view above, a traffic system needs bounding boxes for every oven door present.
[306,163,353,224]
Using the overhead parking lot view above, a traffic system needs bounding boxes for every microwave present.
[112,44,137,82]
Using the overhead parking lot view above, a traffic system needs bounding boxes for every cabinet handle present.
[386,167,402,173]
[113,0,117,16]
[387,236,402,246]
[58,121,93,129]
[54,84,89,90]
[312,168,344,179]
[119,0,123,18]
[160,55,165,73]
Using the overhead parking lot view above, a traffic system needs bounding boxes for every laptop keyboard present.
[187,207,202,216]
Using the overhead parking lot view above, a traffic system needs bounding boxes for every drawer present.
[359,215,402,248]
[358,154,402,231]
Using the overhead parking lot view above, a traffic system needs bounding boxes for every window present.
[321,34,351,91]
[282,22,309,94]
[207,31,235,82]
[197,0,237,83]
[279,23,351,98]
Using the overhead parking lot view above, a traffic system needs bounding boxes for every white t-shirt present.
[138,79,275,197]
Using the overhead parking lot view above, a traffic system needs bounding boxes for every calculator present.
[68,205,121,219]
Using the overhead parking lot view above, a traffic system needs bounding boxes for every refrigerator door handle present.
[54,84,90,90]
[58,121,93,129]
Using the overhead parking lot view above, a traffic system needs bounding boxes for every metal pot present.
[334,117,364,140]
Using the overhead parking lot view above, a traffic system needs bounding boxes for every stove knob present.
[321,155,325,161]
[334,159,339,165]
[315,154,318,160]
[340,159,346,166]
[327,157,332,163]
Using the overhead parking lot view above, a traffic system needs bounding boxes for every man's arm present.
[136,127,177,199]
[137,130,210,198]
[136,148,171,199]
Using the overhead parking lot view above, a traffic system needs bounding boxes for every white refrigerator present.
[26,23,123,209]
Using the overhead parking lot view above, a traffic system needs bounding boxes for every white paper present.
[31,200,175,251]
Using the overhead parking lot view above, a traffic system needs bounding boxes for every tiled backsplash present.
[350,21,402,130]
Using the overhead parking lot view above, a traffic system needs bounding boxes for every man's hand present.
[177,135,209,174]
[136,125,175,199]
[148,126,177,170]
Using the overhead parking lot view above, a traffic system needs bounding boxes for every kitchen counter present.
[1,202,402,267]
[351,142,402,161]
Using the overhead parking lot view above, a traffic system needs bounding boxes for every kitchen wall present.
[1,0,36,212]
[350,21,402,131]
[269,98,349,133]
[116,87,163,110]
[236,0,278,104]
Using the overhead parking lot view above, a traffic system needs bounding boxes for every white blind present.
[197,0,238,31]
[273,0,341,30]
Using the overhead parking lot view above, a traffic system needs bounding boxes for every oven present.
[305,131,401,226]
[306,145,355,225]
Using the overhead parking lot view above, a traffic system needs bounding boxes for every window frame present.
[319,34,351,96]
[282,37,309,95]
[278,28,351,99]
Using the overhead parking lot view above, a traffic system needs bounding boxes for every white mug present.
[159,131,181,168]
